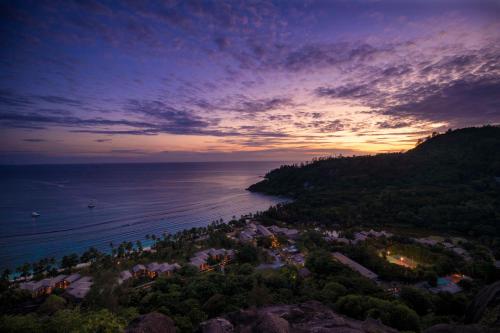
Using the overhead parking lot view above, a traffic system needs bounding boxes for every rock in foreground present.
[125,312,176,333]
[200,301,399,333]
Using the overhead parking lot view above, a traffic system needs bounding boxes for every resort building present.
[146,262,181,278]
[238,221,277,243]
[352,229,393,244]
[51,275,68,289]
[334,238,351,244]
[353,232,368,244]
[238,230,255,243]
[189,248,235,271]
[66,276,93,299]
[452,247,472,261]
[64,273,82,285]
[269,225,300,239]
[256,224,273,237]
[19,280,51,298]
[118,270,133,285]
[288,253,306,266]
[146,262,161,278]
[132,264,147,277]
[19,273,92,299]
[414,237,439,246]
[332,252,379,281]
[190,256,210,271]
[324,230,339,241]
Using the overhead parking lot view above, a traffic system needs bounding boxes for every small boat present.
[88,200,96,208]
[31,212,40,218]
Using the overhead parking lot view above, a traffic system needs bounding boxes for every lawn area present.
[386,254,418,269]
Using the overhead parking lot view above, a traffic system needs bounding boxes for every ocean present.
[0,162,286,270]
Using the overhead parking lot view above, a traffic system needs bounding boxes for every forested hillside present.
[249,126,500,239]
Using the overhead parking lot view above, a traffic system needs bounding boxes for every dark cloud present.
[95,138,112,143]
[282,42,384,72]
[314,46,500,126]
[0,90,34,107]
[376,121,411,129]
[35,95,83,106]
[0,112,153,129]
[110,149,148,155]
[124,99,217,134]
[23,138,45,142]
[0,91,83,109]
[232,96,294,114]
[381,65,412,77]
[311,120,345,133]
[384,77,500,125]
[72,129,157,136]
[214,36,229,51]
[315,84,374,100]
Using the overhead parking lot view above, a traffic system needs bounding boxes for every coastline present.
[0,162,289,271]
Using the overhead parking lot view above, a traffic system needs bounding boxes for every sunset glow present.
[1,1,499,163]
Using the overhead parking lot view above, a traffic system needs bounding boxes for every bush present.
[306,250,342,276]
[0,314,42,333]
[399,287,432,315]
[320,282,347,305]
[335,295,420,331]
[81,309,126,333]
[37,295,66,315]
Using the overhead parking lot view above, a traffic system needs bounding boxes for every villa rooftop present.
[332,252,378,280]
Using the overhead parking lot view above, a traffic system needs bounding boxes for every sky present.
[0,0,499,164]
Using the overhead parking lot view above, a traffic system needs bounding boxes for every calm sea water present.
[0,162,286,270]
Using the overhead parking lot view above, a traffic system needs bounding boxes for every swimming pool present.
[437,277,451,286]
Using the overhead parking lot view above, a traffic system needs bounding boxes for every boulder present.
[200,318,234,333]
[201,301,399,333]
[125,312,176,333]
[424,323,500,333]
[256,313,290,333]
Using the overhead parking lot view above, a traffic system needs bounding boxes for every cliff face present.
[199,301,399,333]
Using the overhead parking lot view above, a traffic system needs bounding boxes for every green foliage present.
[80,309,126,333]
[203,294,226,317]
[0,289,31,314]
[305,250,342,276]
[335,295,420,331]
[0,314,42,333]
[61,253,79,271]
[43,309,83,333]
[399,287,432,316]
[431,292,468,318]
[320,282,347,305]
[236,244,259,264]
[250,127,500,246]
[37,294,66,315]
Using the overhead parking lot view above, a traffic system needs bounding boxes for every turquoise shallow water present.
[0,162,286,270]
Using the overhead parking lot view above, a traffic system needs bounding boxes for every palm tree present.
[126,241,133,254]
[1,269,11,281]
[17,262,31,279]
[136,240,143,252]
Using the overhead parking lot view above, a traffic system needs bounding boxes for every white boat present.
[31,212,40,217]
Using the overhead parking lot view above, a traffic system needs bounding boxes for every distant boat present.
[88,200,96,208]
[31,212,40,218]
